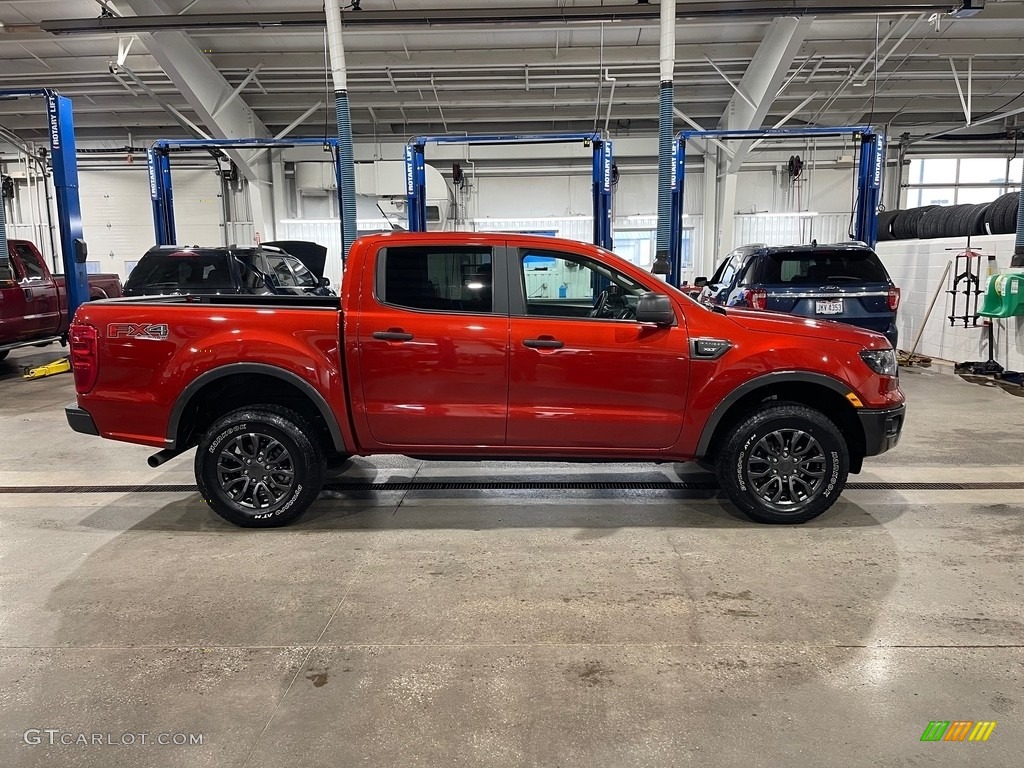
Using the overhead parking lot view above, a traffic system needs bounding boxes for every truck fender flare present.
[695,371,854,458]
[166,362,347,452]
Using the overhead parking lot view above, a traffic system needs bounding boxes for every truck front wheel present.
[196,406,325,528]
[716,403,849,524]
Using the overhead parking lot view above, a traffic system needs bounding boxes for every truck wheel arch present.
[166,362,347,454]
[696,371,866,469]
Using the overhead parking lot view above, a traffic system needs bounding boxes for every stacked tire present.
[890,206,935,240]
[884,192,1019,240]
[984,192,1021,235]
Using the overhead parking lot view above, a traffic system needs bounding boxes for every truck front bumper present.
[859,404,905,456]
[65,402,99,436]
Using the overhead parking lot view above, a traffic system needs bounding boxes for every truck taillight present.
[69,324,98,393]
[746,288,768,310]
[887,287,901,311]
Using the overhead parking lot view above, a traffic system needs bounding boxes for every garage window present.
[379,246,493,313]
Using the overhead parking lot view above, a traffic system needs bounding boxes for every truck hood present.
[723,307,891,349]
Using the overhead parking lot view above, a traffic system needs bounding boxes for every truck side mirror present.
[74,239,89,263]
[636,292,675,326]
[694,276,708,287]
[320,276,330,288]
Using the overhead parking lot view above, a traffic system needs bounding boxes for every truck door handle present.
[372,330,414,342]
[23,288,33,301]
[523,337,564,349]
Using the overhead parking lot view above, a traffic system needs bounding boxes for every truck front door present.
[507,246,689,450]
[354,242,509,447]
[10,242,61,338]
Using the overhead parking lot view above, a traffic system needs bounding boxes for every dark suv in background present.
[698,243,901,349]
[124,243,334,298]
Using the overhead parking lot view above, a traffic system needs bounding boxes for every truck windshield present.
[761,250,889,284]
[126,249,235,293]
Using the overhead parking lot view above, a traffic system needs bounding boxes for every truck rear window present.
[381,246,493,313]
[761,250,889,284]
[126,249,234,292]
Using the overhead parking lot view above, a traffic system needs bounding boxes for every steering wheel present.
[589,284,635,320]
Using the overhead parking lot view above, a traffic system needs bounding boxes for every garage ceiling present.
[2,0,1024,145]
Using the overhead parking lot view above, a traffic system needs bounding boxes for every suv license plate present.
[816,300,843,315]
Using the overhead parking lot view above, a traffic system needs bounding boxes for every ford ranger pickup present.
[65,232,905,527]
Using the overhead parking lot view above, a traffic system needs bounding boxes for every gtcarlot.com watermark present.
[23,729,204,747]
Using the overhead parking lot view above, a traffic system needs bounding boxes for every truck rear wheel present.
[716,403,849,524]
[195,406,325,528]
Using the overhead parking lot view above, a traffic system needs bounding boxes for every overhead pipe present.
[325,0,357,260]
[652,0,675,277]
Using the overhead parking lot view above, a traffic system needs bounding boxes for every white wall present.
[5,164,226,281]
[877,234,1024,371]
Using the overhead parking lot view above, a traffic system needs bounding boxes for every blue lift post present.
[669,125,885,288]
[0,89,90,318]
[404,132,615,250]
[147,137,347,251]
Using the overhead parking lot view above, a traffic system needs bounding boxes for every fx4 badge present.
[107,323,169,340]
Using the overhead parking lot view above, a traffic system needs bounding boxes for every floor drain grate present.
[1,481,1022,494]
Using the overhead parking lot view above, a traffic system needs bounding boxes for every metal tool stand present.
[947,243,983,329]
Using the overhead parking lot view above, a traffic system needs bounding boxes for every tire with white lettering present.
[196,406,324,528]
[716,403,848,524]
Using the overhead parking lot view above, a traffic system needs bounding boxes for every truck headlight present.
[860,348,897,377]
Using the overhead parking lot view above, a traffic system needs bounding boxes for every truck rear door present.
[353,242,509,447]
[9,241,61,338]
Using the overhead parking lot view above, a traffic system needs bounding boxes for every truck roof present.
[355,230,607,253]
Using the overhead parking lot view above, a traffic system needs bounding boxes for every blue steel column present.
[668,136,686,287]
[854,132,885,246]
[147,146,176,246]
[0,168,9,282]
[592,140,613,250]
[48,94,89,318]
[405,143,427,232]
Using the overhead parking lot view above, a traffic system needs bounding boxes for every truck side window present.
[13,244,47,280]
[381,246,493,313]
[519,250,647,320]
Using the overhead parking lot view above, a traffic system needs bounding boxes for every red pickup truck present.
[65,232,905,527]
[1,239,122,360]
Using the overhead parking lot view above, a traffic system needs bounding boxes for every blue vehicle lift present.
[668,125,885,287]
[148,137,348,251]
[405,132,615,250]
[0,89,90,318]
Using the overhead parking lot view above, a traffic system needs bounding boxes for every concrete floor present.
[0,344,1022,767]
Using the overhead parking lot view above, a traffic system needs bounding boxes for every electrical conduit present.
[653,0,675,279]
[325,0,358,261]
